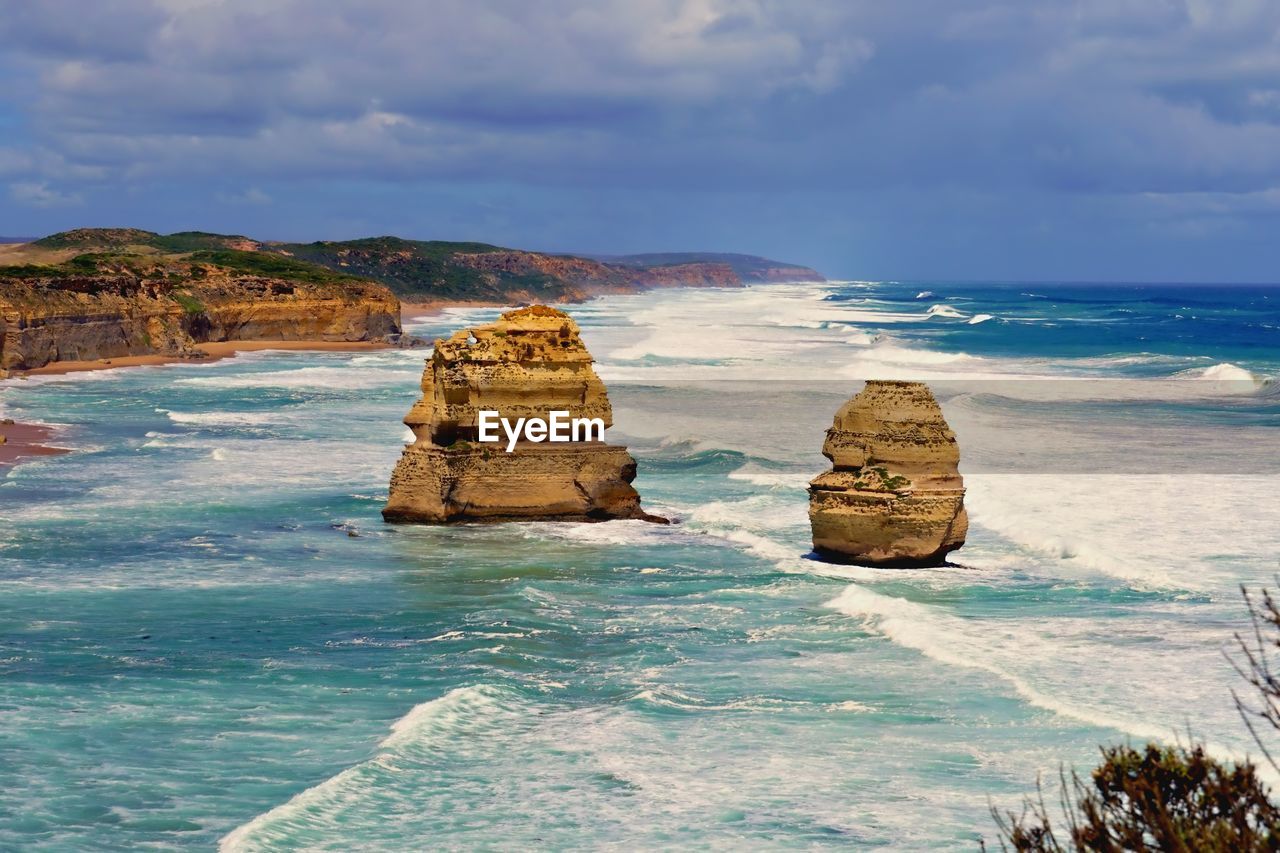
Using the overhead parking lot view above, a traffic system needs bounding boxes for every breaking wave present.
[220,685,523,851]
[824,585,1247,767]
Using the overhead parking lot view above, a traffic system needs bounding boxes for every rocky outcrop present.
[808,380,967,566]
[593,252,825,284]
[631,262,739,288]
[383,305,658,523]
[0,263,401,371]
[453,252,742,292]
[739,264,825,283]
[452,251,628,291]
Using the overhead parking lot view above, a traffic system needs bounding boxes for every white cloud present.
[9,181,83,207]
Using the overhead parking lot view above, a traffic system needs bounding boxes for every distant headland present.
[0,228,823,376]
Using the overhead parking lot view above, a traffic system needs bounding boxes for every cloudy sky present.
[2,0,1279,281]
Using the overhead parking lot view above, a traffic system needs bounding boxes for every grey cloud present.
[1,0,1279,279]
[9,180,82,207]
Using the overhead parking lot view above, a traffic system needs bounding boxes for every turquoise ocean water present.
[2,281,1279,849]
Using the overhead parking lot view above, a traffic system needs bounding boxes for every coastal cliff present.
[0,252,401,372]
[1,227,825,371]
[278,239,811,302]
[590,252,825,284]
[383,305,657,523]
[18,229,822,302]
[808,380,967,566]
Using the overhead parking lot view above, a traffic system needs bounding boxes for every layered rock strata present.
[383,305,657,523]
[0,269,401,371]
[808,380,967,566]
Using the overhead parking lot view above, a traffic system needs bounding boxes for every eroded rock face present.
[383,305,657,523]
[0,271,400,371]
[808,380,967,566]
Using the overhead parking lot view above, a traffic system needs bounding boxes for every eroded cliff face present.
[0,264,401,371]
[632,262,738,288]
[452,251,742,293]
[740,265,825,283]
[452,251,626,291]
[383,305,657,523]
[808,380,967,566]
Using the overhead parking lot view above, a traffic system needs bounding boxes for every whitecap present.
[220,685,521,851]
[726,464,810,488]
[166,410,290,426]
[177,366,415,390]
[825,585,1249,767]
[1181,362,1260,383]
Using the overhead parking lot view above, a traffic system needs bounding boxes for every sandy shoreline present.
[11,301,506,378]
[1,302,506,468]
[18,339,398,377]
[0,420,69,468]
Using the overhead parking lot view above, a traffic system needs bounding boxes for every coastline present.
[5,300,506,379]
[17,339,398,377]
[401,299,507,319]
[0,420,69,468]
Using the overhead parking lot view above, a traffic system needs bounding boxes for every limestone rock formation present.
[808,380,967,566]
[383,305,659,523]
[0,265,401,372]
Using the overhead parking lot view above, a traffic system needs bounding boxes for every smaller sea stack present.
[808,380,967,566]
[383,305,658,523]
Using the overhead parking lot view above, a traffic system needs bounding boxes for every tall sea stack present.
[808,380,967,566]
[383,305,657,523]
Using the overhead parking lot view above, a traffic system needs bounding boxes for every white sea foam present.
[630,687,799,712]
[967,313,995,325]
[1,369,125,387]
[839,343,1037,381]
[713,528,808,566]
[220,684,520,851]
[915,291,934,299]
[1181,362,1263,383]
[518,518,677,547]
[855,344,975,366]
[842,329,876,346]
[165,410,290,426]
[962,472,1280,593]
[688,494,809,533]
[595,282,1007,379]
[825,584,1249,766]
[177,366,415,390]
[726,463,809,488]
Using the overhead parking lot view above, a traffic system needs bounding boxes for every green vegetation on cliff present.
[31,229,257,253]
[185,250,367,286]
[11,227,825,302]
[270,236,572,300]
[30,228,162,249]
[19,230,585,300]
[591,251,825,282]
[0,242,404,371]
